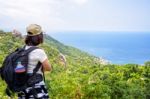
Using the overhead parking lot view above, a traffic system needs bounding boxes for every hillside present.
[0,31,150,99]
[44,34,93,57]
[43,34,109,66]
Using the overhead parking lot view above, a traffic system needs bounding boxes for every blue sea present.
[50,32,150,64]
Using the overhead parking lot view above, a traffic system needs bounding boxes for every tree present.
[144,61,150,66]
[0,30,4,34]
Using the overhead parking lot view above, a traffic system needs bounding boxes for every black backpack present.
[0,46,42,94]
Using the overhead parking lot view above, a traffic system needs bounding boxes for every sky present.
[0,0,150,33]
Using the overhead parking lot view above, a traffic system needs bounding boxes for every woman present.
[18,24,52,99]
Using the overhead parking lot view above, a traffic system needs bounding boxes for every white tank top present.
[25,45,48,74]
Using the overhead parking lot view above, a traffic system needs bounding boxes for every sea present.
[50,32,150,64]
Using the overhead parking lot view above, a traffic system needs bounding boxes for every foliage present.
[0,32,150,99]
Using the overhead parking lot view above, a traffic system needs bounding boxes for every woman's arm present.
[42,59,52,71]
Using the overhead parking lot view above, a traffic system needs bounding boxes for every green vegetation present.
[0,31,150,99]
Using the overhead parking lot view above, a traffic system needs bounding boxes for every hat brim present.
[27,32,43,36]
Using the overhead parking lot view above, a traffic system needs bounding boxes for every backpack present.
[0,46,42,95]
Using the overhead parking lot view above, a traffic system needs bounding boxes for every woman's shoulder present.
[25,46,45,54]
[32,48,48,62]
[32,47,45,53]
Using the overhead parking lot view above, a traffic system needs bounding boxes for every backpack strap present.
[33,62,45,82]
[33,62,42,75]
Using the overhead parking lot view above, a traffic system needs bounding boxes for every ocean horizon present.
[50,32,150,64]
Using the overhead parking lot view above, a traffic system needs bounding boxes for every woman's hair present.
[25,33,43,46]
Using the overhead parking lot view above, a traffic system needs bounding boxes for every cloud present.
[71,0,88,5]
[0,0,66,32]
[0,0,89,33]
[0,0,149,32]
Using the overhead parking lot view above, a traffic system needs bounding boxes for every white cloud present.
[0,0,67,32]
[71,0,88,5]
[0,0,89,33]
[0,0,149,33]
